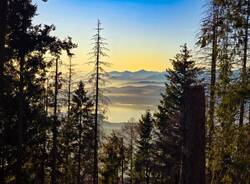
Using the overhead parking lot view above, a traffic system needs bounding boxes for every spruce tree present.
[134,110,154,184]
[100,132,124,184]
[71,81,94,183]
[154,44,201,183]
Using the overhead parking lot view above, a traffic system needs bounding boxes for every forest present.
[0,0,250,184]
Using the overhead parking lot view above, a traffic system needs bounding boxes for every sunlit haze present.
[33,0,204,72]
[32,0,206,122]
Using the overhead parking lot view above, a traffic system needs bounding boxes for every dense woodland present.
[0,0,250,184]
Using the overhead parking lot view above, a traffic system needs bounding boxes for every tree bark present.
[130,126,134,184]
[121,138,124,184]
[93,20,101,184]
[52,57,59,184]
[65,55,72,183]
[182,86,206,184]
[239,0,250,126]
[77,116,82,184]
[16,55,25,184]
[208,3,218,144]
[0,0,7,182]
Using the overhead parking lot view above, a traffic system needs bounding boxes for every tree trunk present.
[182,86,206,184]
[0,0,7,98]
[16,55,25,184]
[0,1,7,182]
[52,57,59,184]
[93,20,101,184]
[65,55,72,183]
[208,4,218,143]
[121,138,124,184]
[239,0,250,126]
[77,116,82,184]
[130,127,133,184]
[249,102,250,124]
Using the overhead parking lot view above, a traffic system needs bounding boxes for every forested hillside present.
[0,0,249,184]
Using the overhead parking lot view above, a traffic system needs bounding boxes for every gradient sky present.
[33,0,206,72]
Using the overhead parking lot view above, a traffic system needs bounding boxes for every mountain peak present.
[136,69,147,73]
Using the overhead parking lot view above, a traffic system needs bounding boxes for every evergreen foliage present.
[0,0,249,183]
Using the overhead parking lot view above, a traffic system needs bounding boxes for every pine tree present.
[88,19,110,184]
[7,2,62,181]
[154,44,201,183]
[197,0,224,147]
[100,131,124,184]
[235,0,250,126]
[58,37,77,184]
[0,0,79,183]
[50,38,76,184]
[134,110,154,184]
[197,1,250,182]
[120,119,138,184]
[71,81,94,183]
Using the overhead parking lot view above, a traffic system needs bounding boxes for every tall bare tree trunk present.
[77,116,82,184]
[52,57,59,184]
[67,55,72,124]
[208,4,218,143]
[206,5,218,183]
[40,79,50,184]
[65,55,72,182]
[0,0,7,99]
[130,132,133,184]
[0,1,7,183]
[93,20,101,184]
[121,138,124,184]
[248,102,250,124]
[239,0,250,126]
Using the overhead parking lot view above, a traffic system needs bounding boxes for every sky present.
[33,0,206,72]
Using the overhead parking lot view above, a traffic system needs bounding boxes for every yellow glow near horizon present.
[33,0,201,73]
[64,49,172,73]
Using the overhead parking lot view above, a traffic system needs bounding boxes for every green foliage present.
[1,0,250,183]
[70,81,95,183]
[198,0,250,183]
[152,44,201,183]
[100,132,124,184]
[134,110,154,184]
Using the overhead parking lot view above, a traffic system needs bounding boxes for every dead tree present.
[88,20,110,184]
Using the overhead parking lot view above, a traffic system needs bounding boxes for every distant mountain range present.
[107,70,165,106]
[109,70,166,82]
[101,69,240,125]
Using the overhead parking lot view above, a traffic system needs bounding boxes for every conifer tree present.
[71,81,94,183]
[197,0,224,146]
[100,132,124,184]
[120,119,138,184]
[154,44,201,183]
[235,0,250,126]
[50,38,76,184]
[0,0,78,183]
[135,110,154,184]
[197,1,250,182]
[88,19,110,184]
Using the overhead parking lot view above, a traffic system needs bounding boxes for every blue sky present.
[33,0,206,72]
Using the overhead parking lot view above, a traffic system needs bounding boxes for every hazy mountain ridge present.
[106,70,165,123]
[106,69,241,123]
[109,70,166,81]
